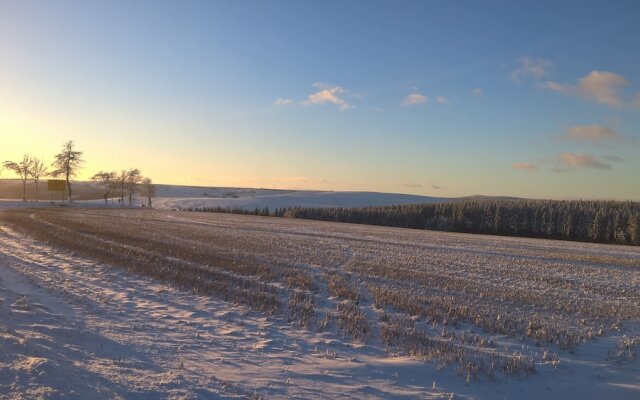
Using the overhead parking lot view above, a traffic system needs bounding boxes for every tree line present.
[186,199,640,246]
[92,169,155,207]
[2,140,154,206]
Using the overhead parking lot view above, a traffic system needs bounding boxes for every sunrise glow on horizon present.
[1,1,639,200]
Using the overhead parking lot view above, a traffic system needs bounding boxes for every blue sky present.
[1,0,639,199]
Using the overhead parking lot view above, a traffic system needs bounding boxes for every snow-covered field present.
[151,185,445,211]
[0,206,638,399]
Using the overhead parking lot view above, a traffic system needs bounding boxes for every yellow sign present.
[47,180,66,192]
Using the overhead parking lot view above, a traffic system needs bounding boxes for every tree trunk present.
[66,174,72,202]
[104,193,108,206]
[148,196,152,207]
[22,179,26,201]
[35,180,39,202]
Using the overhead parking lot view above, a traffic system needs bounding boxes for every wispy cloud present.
[563,125,623,145]
[604,155,625,162]
[270,175,332,189]
[544,71,629,107]
[543,81,572,95]
[402,93,427,106]
[553,152,612,171]
[402,182,442,190]
[435,96,449,104]
[511,56,554,82]
[303,83,353,110]
[273,98,293,106]
[512,162,538,171]
[471,88,483,96]
[273,175,330,184]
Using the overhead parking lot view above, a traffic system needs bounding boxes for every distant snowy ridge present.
[152,189,446,211]
[2,180,452,210]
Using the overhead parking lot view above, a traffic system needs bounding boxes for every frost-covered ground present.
[0,200,54,211]
[0,206,638,399]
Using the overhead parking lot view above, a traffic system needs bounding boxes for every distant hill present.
[0,180,520,210]
[153,189,447,211]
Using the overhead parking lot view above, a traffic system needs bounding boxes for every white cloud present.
[511,56,554,82]
[402,93,427,106]
[544,70,629,107]
[512,162,538,171]
[578,71,628,106]
[401,182,423,188]
[273,98,293,106]
[471,88,483,96]
[302,83,352,110]
[554,152,612,171]
[563,125,622,145]
[435,96,449,104]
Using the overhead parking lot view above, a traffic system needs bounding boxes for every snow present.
[0,224,451,399]
[0,200,54,211]
[0,199,120,210]
[0,205,638,399]
[152,187,445,211]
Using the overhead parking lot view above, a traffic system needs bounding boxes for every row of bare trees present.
[2,140,154,206]
[92,169,155,207]
[1,141,80,202]
[2,154,39,201]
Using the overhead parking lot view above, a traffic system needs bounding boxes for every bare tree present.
[3,154,33,201]
[116,170,127,205]
[50,141,83,202]
[141,177,155,207]
[30,157,48,202]
[92,171,116,206]
[126,168,141,206]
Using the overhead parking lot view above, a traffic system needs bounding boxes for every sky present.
[1,0,639,200]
